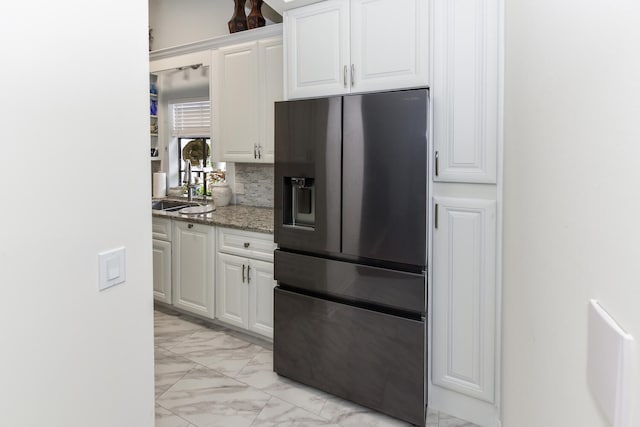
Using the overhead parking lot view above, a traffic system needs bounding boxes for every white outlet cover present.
[98,247,126,291]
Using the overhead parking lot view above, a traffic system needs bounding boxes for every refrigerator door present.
[342,89,428,268]
[274,97,342,255]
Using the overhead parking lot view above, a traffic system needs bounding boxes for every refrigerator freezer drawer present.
[274,250,426,314]
[274,288,426,427]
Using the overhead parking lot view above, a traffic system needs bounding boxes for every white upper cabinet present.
[213,36,283,163]
[285,0,428,99]
[285,0,350,98]
[350,0,428,93]
[433,0,499,183]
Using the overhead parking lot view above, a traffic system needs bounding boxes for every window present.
[171,100,210,138]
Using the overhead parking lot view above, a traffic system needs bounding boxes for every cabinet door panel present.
[259,37,283,163]
[172,222,214,318]
[350,0,428,93]
[432,197,496,402]
[216,42,259,162]
[248,259,276,339]
[152,239,171,304]
[216,253,249,329]
[433,0,499,183]
[285,0,350,99]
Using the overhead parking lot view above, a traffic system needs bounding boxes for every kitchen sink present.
[179,204,216,215]
[152,200,198,212]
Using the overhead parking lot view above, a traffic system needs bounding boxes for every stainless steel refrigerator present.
[273,89,428,426]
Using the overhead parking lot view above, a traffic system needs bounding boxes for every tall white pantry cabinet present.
[431,0,501,426]
[285,0,501,425]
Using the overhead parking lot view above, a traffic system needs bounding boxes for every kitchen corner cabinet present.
[216,228,277,339]
[172,221,215,319]
[152,217,172,304]
[432,0,499,184]
[284,0,428,99]
[213,36,283,163]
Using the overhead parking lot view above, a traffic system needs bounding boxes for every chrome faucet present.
[184,160,197,202]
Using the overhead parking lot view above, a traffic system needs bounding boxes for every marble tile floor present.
[154,308,479,427]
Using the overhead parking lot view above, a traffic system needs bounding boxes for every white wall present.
[0,1,154,426]
[503,1,640,426]
[149,0,281,50]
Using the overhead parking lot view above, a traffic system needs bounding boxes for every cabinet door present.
[172,221,215,318]
[433,0,499,183]
[258,37,283,163]
[247,259,276,339]
[432,197,496,403]
[215,253,249,330]
[216,42,259,162]
[284,0,350,99]
[350,0,428,93]
[152,239,171,304]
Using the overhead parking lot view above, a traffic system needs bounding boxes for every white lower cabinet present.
[431,195,498,425]
[172,221,215,319]
[216,228,276,339]
[152,217,172,304]
[152,239,172,304]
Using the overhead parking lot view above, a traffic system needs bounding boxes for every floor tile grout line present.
[156,400,193,426]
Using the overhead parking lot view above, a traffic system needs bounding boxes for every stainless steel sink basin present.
[152,200,197,212]
[178,204,216,215]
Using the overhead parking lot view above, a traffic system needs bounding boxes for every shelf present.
[151,157,162,161]
[150,133,158,137]
[150,115,158,119]
[150,93,158,98]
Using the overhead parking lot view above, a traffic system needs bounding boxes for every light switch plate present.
[98,247,126,291]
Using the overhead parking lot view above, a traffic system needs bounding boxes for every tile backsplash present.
[234,163,274,208]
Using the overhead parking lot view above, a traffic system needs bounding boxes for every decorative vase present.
[228,0,248,33]
[211,183,232,207]
[247,0,265,29]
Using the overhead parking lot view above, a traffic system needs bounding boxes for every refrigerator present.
[273,88,428,426]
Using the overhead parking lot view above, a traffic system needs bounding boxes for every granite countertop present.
[152,198,274,234]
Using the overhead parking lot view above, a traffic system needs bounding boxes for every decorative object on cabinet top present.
[229,0,248,33]
[248,0,266,29]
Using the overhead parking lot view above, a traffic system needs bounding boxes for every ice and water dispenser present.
[283,177,315,229]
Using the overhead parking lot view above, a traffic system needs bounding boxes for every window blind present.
[171,100,211,137]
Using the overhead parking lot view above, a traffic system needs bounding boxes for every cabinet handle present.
[435,151,439,177]
[244,242,250,248]
[188,223,194,229]
[258,145,262,159]
[253,144,258,159]
[351,64,355,87]
[343,65,347,88]
[242,264,246,283]
[434,204,439,229]
[247,265,251,283]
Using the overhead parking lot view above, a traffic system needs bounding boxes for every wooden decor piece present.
[247,0,265,29]
[228,0,248,33]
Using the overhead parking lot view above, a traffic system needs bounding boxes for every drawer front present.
[152,217,172,241]
[218,227,275,262]
[274,288,426,426]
